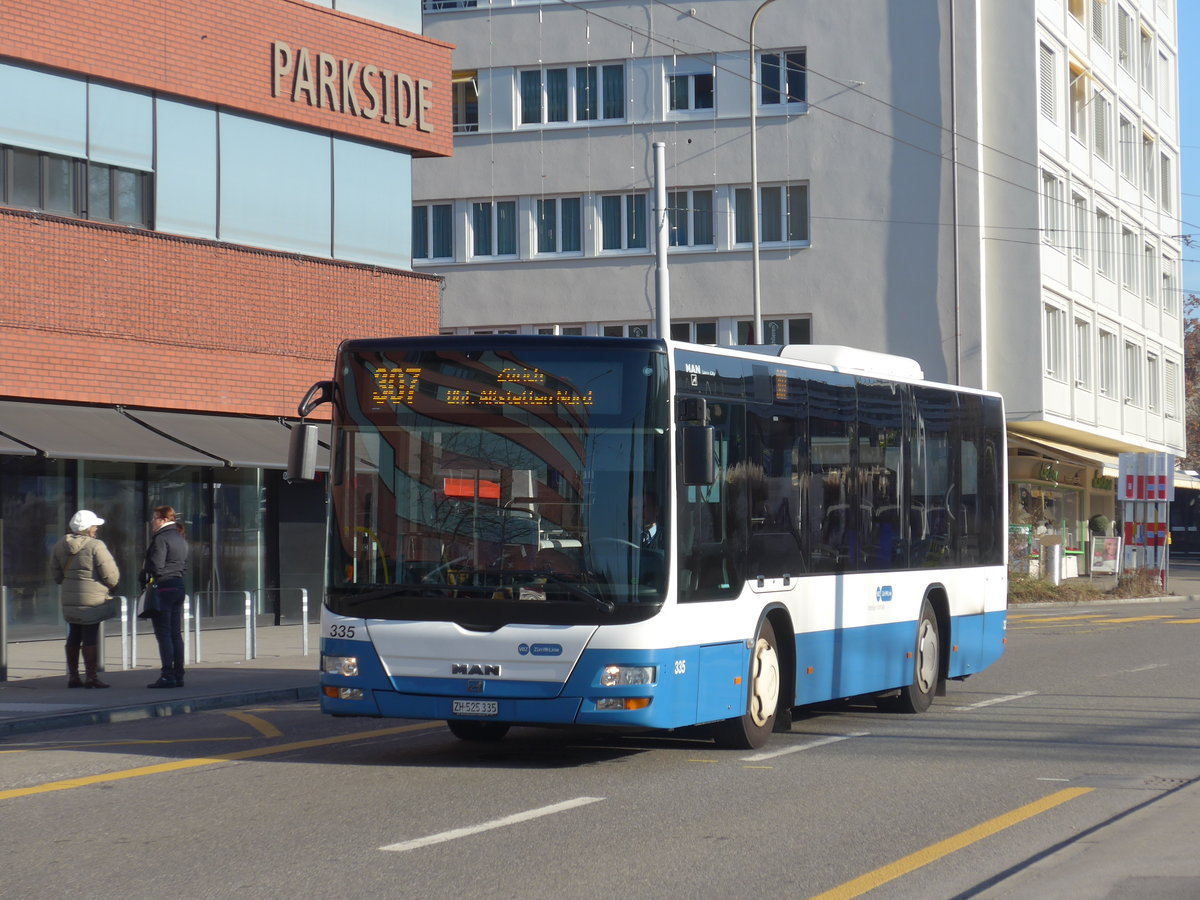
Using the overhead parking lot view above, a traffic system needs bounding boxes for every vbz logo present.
[876,585,893,603]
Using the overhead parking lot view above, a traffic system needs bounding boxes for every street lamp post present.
[749,0,777,344]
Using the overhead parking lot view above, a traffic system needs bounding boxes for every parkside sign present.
[271,41,435,133]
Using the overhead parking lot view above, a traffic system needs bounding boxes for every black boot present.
[66,644,83,688]
[82,646,110,689]
[172,670,185,688]
[147,673,176,689]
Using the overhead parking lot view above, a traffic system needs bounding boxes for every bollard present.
[121,595,130,670]
[183,595,191,666]
[244,591,257,660]
[0,585,8,682]
[192,595,202,663]
[300,588,309,656]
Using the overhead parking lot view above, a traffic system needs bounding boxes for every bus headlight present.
[323,655,359,677]
[600,665,655,687]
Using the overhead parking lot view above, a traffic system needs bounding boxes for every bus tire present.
[713,618,781,749]
[879,600,939,714]
[447,720,511,742]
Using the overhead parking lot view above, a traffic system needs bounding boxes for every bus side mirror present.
[682,425,715,486]
[286,423,318,483]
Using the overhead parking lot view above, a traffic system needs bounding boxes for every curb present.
[0,684,320,740]
[1010,593,1199,608]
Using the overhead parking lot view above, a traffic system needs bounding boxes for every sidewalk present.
[0,622,319,738]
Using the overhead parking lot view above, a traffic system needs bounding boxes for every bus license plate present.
[452,700,498,717]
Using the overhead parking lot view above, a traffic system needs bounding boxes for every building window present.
[1165,359,1180,419]
[1140,28,1154,94]
[1069,65,1087,141]
[1095,209,1115,279]
[1121,226,1138,293]
[1069,0,1085,23]
[1159,153,1173,213]
[1142,134,1156,200]
[1119,116,1137,184]
[452,72,479,133]
[520,64,625,126]
[1146,353,1160,414]
[1098,329,1117,397]
[600,193,647,251]
[667,189,714,247]
[1157,51,1172,111]
[0,144,151,227]
[1117,6,1134,72]
[1041,170,1064,248]
[734,184,809,244]
[1162,258,1178,316]
[736,317,811,345]
[667,65,715,113]
[412,203,453,260]
[759,50,805,106]
[1144,243,1156,306]
[1124,340,1142,405]
[1092,91,1110,162]
[1091,0,1106,47]
[470,199,517,257]
[1038,43,1056,120]
[1044,304,1067,380]
[1074,319,1091,389]
[670,321,718,344]
[535,196,582,254]
[1072,194,1088,262]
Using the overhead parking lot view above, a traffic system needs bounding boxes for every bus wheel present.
[714,618,781,749]
[879,600,939,714]
[447,720,511,742]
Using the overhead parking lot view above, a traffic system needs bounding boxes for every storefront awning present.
[1009,434,1120,474]
[125,410,303,470]
[0,401,222,465]
[0,401,330,470]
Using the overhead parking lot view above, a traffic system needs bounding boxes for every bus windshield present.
[326,339,670,625]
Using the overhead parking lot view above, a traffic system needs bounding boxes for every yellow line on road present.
[807,787,1094,900]
[1166,618,1200,624]
[1095,616,1175,623]
[1007,614,1105,623]
[0,737,251,755]
[224,710,283,738]
[0,721,439,802]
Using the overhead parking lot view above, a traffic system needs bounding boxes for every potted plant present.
[1088,514,1111,536]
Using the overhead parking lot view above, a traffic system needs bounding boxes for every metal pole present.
[749,0,777,345]
[183,594,191,666]
[244,591,257,660]
[301,588,309,656]
[121,595,130,670]
[0,586,7,682]
[193,593,202,663]
[653,141,671,339]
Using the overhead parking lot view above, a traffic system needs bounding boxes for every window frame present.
[599,192,648,252]
[734,183,810,246]
[666,61,716,115]
[667,188,715,248]
[469,198,519,258]
[758,49,806,108]
[534,195,583,255]
[518,62,626,127]
[412,202,454,261]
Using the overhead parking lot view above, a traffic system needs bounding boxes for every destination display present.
[366,364,594,410]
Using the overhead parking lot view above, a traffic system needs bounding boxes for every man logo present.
[451,663,501,676]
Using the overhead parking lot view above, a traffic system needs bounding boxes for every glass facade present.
[1,456,323,640]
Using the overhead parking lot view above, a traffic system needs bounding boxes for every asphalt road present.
[3,598,1199,899]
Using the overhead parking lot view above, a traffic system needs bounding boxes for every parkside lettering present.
[272,41,435,132]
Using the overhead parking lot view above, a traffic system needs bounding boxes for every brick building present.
[0,0,451,636]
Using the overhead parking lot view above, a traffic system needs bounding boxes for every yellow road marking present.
[0,721,439,802]
[688,759,720,764]
[224,710,283,738]
[0,737,251,755]
[1007,615,1105,623]
[808,787,1094,900]
[1166,618,1200,624]
[1095,616,1175,623]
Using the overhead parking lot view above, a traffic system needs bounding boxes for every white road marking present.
[379,797,604,852]
[741,732,868,762]
[954,691,1039,710]
[1126,663,1169,673]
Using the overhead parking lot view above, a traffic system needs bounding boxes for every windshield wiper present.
[540,572,615,614]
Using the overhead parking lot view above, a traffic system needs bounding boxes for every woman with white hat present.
[51,509,121,688]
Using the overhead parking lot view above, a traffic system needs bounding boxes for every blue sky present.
[1181,3,1197,304]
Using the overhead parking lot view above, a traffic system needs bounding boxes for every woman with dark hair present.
[141,505,189,689]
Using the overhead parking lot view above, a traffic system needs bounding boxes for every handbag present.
[136,583,159,619]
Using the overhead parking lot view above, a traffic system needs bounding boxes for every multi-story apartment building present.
[414,0,1183,570]
[0,0,451,636]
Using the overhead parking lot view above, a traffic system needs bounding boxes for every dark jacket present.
[142,523,188,584]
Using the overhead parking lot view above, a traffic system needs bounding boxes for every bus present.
[289,335,1007,748]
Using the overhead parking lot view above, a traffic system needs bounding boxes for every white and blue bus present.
[290,335,1007,748]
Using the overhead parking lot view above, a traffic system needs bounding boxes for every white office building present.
[414,0,1183,565]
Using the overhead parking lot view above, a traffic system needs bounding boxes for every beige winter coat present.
[51,533,121,625]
